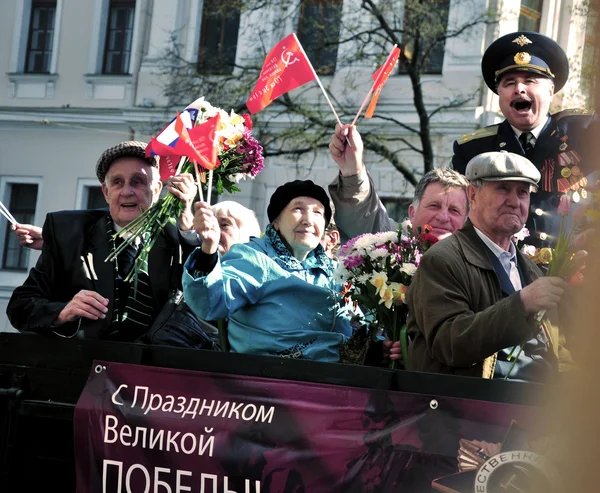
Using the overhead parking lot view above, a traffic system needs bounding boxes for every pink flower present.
[558,194,571,217]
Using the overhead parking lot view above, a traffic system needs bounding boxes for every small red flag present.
[149,113,221,180]
[185,114,221,171]
[246,33,316,114]
[365,46,401,118]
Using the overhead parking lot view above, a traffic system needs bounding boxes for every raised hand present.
[193,202,220,254]
[166,173,197,231]
[329,124,364,177]
[11,223,43,250]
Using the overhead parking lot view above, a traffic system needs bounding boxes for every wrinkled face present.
[409,183,468,239]
[497,73,554,131]
[468,181,531,239]
[273,196,326,260]
[216,213,242,255]
[101,158,162,227]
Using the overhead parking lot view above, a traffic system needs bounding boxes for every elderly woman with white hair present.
[210,201,261,255]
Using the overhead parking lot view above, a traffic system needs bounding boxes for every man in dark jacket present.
[407,151,572,380]
[7,141,197,341]
[453,31,596,247]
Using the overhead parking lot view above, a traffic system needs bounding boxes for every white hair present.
[212,201,261,240]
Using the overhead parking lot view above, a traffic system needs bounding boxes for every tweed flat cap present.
[465,151,541,187]
[95,141,158,183]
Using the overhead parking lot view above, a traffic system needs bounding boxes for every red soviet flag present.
[365,46,401,118]
[246,33,316,114]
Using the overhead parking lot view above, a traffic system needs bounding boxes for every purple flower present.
[237,130,265,177]
[343,255,365,269]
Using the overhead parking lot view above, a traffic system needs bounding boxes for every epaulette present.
[554,108,590,120]
[456,125,499,145]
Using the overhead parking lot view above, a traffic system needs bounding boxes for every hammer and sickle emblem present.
[281,45,300,67]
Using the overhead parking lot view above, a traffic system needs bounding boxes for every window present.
[2,184,39,271]
[398,0,450,75]
[197,0,241,75]
[380,197,412,225]
[518,0,543,32]
[297,0,342,75]
[86,186,106,209]
[102,0,135,74]
[25,0,56,73]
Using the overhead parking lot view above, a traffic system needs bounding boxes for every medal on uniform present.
[559,135,568,151]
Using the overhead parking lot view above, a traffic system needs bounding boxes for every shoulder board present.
[553,108,590,120]
[456,125,499,145]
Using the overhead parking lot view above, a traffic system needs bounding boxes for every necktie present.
[117,241,138,280]
[519,131,534,155]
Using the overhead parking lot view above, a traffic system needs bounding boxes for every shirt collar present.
[473,226,517,261]
[510,115,549,141]
[112,220,142,247]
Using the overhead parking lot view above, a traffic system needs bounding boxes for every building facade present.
[0,0,592,330]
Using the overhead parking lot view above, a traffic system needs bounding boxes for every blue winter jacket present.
[183,226,354,362]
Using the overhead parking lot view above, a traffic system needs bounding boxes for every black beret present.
[267,180,332,224]
[482,32,569,94]
[96,141,159,183]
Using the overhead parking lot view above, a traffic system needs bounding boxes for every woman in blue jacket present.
[183,180,354,362]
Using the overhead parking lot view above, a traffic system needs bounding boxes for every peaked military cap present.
[482,31,569,94]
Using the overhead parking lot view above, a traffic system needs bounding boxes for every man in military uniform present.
[453,31,596,247]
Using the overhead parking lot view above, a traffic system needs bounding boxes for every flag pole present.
[352,45,398,126]
[293,33,344,128]
[0,200,17,225]
[206,171,214,205]
[193,161,205,202]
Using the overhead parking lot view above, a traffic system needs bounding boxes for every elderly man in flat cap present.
[7,141,197,341]
[453,31,598,248]
[407,151,572,381]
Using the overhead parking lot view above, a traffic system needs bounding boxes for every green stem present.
[504,345,524,380]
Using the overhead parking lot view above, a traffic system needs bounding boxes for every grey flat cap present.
[465,151,540,187]
[95,141,158,183]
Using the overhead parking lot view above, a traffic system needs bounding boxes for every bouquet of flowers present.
[335,222,438,368]
[507,194,585,378]
[107,98,264,288]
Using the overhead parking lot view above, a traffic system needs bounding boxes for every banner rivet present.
[430,399,438,410]
[94,365,106,374]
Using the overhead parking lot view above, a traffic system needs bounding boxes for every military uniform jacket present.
[452,110,597,247]
[6,209,188,340]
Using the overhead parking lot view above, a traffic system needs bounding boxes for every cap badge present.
[512,35,533,47]
[514,52,532,65]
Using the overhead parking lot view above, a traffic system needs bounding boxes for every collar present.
[510,115,549,140]
[473,226,517,260]
[264,224,332,272]
[113,219,143,247]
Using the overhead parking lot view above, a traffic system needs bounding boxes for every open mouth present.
[120,203,138,209]
[510,98,532,112]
